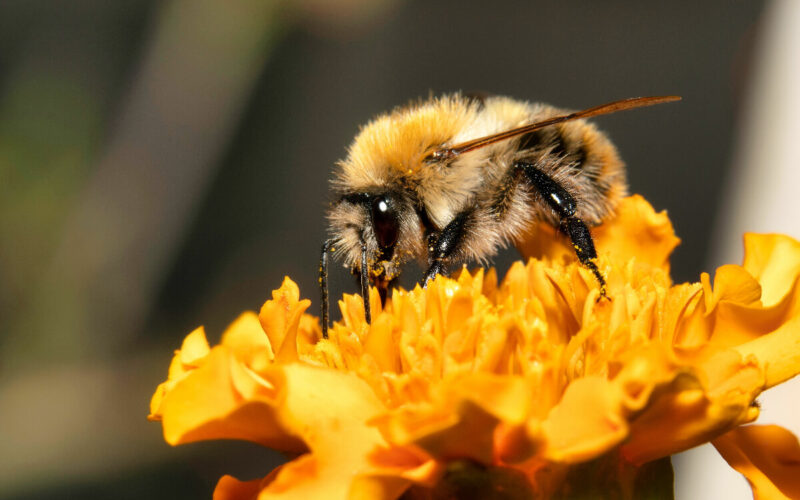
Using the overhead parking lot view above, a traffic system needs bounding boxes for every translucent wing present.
[429,95,681,161]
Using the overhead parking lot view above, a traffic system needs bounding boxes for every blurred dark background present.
[0,1,767,498]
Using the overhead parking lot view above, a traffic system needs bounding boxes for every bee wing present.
[430,95,680,161]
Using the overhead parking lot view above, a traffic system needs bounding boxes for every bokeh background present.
[3,0,799,498]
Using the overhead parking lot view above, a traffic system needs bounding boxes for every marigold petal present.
[704,265,762,312]
[274,300,309,363]
[613,345,679,412]
[159,348,304,451]
[363,313,400,373]
[221,312,274,369]
[591,194,680,272]
[713,425,800,500]
[148,383,168,420]
[348,474,416,500]
[179,326,212,365]
[259,277,310,359]
[472,320,509,373]
[404,400,499,464]
[259,454,318,498]
[733,316,800,389]
[366,446,442,486]
[743,233,800,306]
[698,255,800,353]
[542,376,628,463]
[214,474,263,500]
[149,327,211,419]
[258,363,394,499]
[390,375,532,466]
[621,349,763,465]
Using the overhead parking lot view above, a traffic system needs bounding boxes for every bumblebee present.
[320,93,679,337]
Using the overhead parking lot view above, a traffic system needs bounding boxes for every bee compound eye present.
[370,195,399,251]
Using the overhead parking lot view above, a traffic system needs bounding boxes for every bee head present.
[326,189,424,280]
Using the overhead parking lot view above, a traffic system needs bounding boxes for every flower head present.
[150,196,800,499]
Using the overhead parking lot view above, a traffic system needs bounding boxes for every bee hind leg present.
[515,161,608,297]
[560,216,608,298]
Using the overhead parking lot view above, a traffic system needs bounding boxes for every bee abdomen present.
[509,119,626,225]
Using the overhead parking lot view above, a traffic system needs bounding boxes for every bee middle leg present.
[422,210,471,287]
[514,161,607,296]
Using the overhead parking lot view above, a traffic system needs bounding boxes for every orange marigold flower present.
[149,195,800,499]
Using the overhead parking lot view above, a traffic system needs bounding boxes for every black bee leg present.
[360,239,372,324]
[561,217,607,297]
[423,260,445,287]
[320,239,331,339]
[516,162,607,296]
[423,211,470,287]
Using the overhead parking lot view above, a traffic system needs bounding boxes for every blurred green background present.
[0,1,767,498]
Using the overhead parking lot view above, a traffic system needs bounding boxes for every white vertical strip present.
[675,0,800,498]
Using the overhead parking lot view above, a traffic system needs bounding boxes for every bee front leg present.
[347,238,374,324]
[320,239,331,339]
[515,162,608,296]
[360,239,371,324]
[422,211,471,287]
